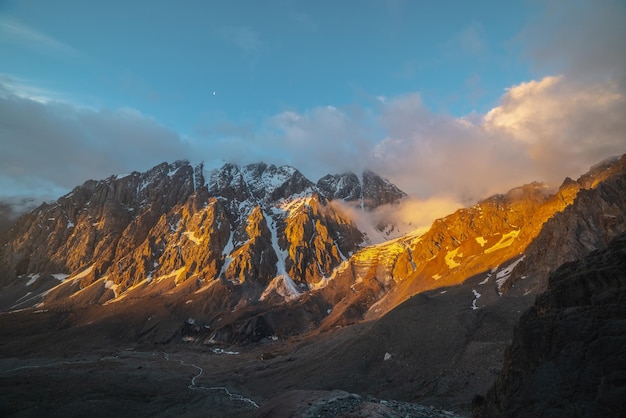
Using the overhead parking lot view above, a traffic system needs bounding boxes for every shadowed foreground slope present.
[475,232,626,417]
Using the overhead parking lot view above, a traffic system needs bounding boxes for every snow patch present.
[168,165,182,177]
[26,273,41,286]
[260,275,301,302]
[155,267,186,284]
[103,279,118,297]
[484,230,520,254]
[262,209,301,302]
[51,273,70,281]
[384,352,392,361]
[475,236,486,247]
[183,231,204,245]
[276,195,312,218]
[432,274,442,280]
[444,247,462,269]
[471,289,481,310]
[495,255,525,295]
[194,277,220,294]
[70,265,95,281]
[478,273,491,285]
[212,348,239,355]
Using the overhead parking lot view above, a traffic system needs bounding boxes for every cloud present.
[336,196,464,243]
[367,0,626,202]
[188,72,625,208]
[0,80,188,201]
[0,17,77,56]
[4,69,623,221]
[372,75,626,202]
[264,106,376,176]
[520,0,626,86]
[372,93,521,201]
[190,105,377,182]
[485,76,626,180]
[0,73,68,104]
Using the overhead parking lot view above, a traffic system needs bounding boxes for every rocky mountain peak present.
[208,162,315,205]
[316,172,362,201]
[577,154,624,188]
[316,169,406,209]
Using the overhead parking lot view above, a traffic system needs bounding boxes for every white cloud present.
[483,76,626,184]
[0,17,77,55]
[0,81,188,200]
[0,73,67,104]
[371,75,626,202]
[4,70,624,216]
[190,105,378,181]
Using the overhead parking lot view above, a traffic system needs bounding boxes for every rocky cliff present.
[315,156,626,326]
[316,169,406,209]
[0,161,369,319]
[474,231,626,417]
[503,155,626,296]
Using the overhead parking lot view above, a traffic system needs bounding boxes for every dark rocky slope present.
[475,232,626,417]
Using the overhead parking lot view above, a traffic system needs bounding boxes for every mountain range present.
[0,155,625,416]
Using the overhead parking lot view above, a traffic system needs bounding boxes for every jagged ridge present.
[1,156,625,346]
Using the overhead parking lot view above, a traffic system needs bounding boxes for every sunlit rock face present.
[0,161,367,311]
[503,155,626,295]
[314,155,626,327]
[0,161,199,286]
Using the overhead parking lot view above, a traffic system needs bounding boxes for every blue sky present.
[2,1,531,127]
[1,0,625,210]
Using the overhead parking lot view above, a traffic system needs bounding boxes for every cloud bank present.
[0,79,188,201]
[2,69,624,214]
[373,75,625,202]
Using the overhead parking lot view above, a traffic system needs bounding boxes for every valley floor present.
[0,277,534,417]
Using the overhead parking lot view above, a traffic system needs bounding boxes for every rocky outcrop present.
[317,173,361,201]
[503,155,626,295]
[254,390,463,418]
[224,206,277,285]
[316,170,406,208]
[475,232,626,417]
[0,161,198,283]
